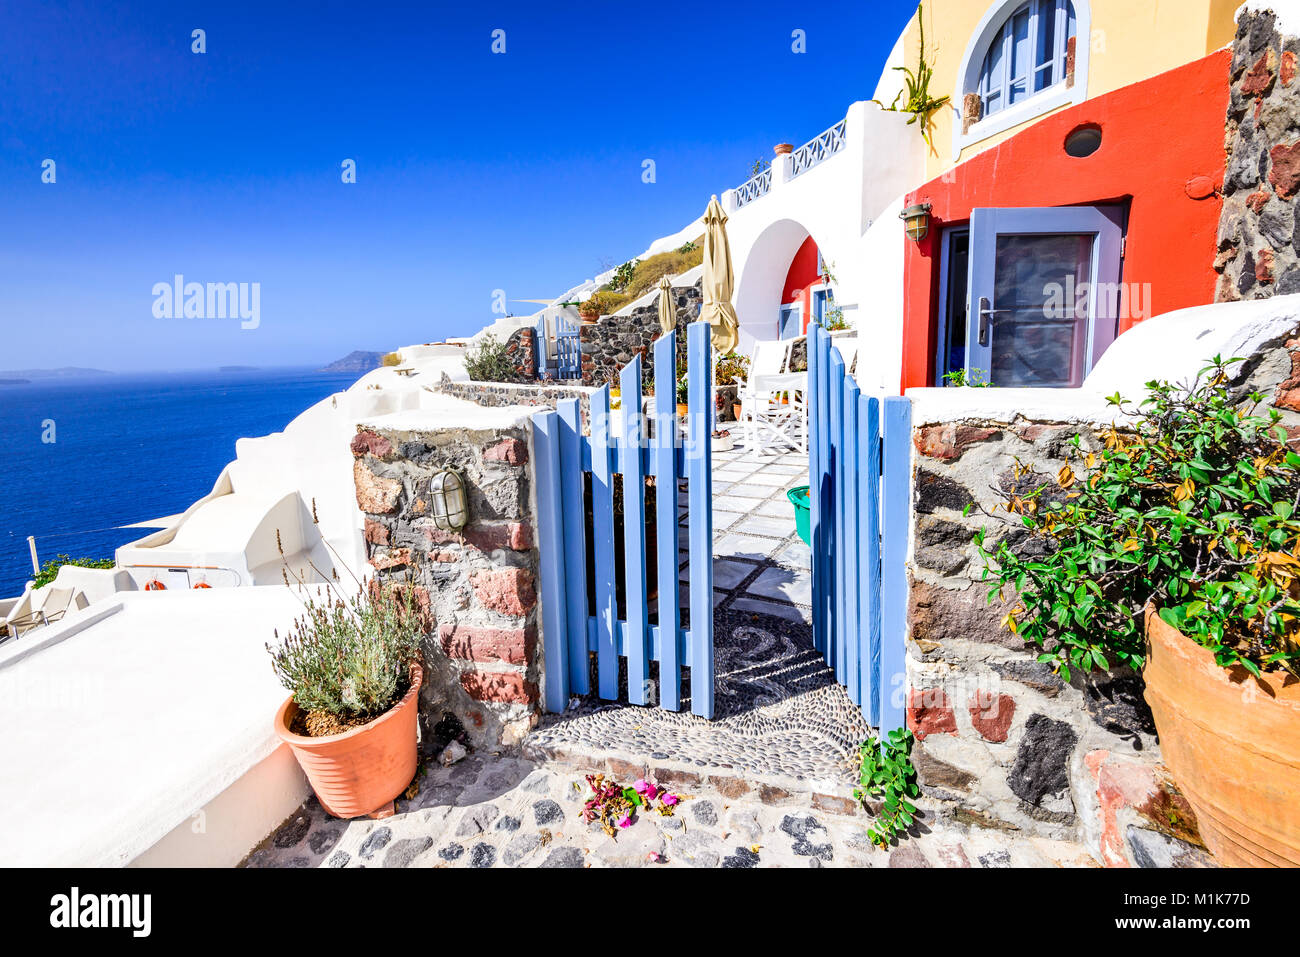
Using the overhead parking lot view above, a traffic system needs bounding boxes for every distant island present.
[319,351,385,373]
[219,365,259,372]
[0,367,111,380]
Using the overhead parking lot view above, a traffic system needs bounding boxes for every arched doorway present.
[733,217,831,351]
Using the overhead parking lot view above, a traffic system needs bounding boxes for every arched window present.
[953,0,1090,159]
[978,0,1077,117]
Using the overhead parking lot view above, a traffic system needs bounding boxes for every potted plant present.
[712,429,734,452]
[976,357,1300,866]
[268,580,425,818]
[578,293,603,324]
[676,371,689,417]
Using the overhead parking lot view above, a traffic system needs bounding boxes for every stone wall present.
[1216,7,1300,299]
[436,374,596,431]
[351,417,542,753]
[581,280,703,387]
[503,326,538,381]
[903,324,1300,866]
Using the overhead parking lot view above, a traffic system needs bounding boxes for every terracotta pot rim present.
[274,661,423,749]
[1145,606,1299,697]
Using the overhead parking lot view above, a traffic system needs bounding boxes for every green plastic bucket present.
[788,485,811,545]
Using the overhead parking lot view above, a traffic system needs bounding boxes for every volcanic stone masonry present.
[903,325,1300,867]
[1216,7,1300,299]
[581,280,703,387]
[351,418,542,753]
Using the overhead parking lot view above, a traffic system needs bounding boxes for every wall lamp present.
[429,468,469,532]
[900,203,933,242]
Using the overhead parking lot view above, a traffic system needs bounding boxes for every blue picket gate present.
[532,321,714,717]
[807,325,911,732]
[555,313,581,379]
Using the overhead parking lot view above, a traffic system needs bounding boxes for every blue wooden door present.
[967,206,1123,388]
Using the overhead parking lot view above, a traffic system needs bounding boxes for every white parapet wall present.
[0,586,310,867]
[726,101,928,350]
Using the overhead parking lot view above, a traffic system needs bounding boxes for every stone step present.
[520,733,862,817]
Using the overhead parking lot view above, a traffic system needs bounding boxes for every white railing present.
[789,118,848,179]
[733,166,772,209]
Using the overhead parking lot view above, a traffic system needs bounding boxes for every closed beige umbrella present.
[657,274,675,335]
[700,195,739,353]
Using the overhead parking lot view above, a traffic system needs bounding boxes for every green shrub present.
[976,356,1300,680]
[610,259,640,292]
[464,332,521,383]
[268,583,423,721]
[33,555,114,589]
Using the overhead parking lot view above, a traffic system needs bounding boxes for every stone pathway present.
[243,750,1099,869]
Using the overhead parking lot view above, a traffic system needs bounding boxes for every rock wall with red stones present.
[1216,8,1300,299]
[351,420,542,752]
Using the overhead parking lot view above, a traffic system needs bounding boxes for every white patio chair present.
[734,339,795,449]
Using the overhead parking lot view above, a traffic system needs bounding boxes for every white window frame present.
[951,0,1091,162]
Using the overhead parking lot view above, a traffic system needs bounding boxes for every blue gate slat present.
[652,331,682,710]
[686,322,714,719]
[842,373,861,707]
[815,328,832,659]
[829,348,846,686]
[859,394,883,727]
[807,325,822,657]
[556,398,590,696]
[531,408,570,712]
[880,396,912,733]
[590,386,619,700]
[620,356,650,706]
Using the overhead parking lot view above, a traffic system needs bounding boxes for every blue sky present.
[0,0,916,372]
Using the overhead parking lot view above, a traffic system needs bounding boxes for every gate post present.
[686,321,714,718]
[531,409,570,712]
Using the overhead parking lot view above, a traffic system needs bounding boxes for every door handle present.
[977,297,1008,347]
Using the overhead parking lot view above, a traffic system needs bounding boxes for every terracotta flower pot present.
[1143,609,1300,866]
[579,311,600,325]
[733,403,743,420]
[274,663,423,818]
[676,402,689,416]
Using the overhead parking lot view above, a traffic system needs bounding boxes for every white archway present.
[733,217,831,350]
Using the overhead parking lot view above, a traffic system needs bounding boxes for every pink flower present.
[617,814,633,829]
[661,793,680,807]
[648,851,662,863]
[633,780,659,800]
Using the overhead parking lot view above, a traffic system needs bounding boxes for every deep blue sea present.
[0,368,366,598]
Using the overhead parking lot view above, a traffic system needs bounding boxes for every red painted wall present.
[899,50,1230,392]
[783,235,821,335]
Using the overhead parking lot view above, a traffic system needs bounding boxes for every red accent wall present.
[899,50,1230,392]
[783,235,821,335]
